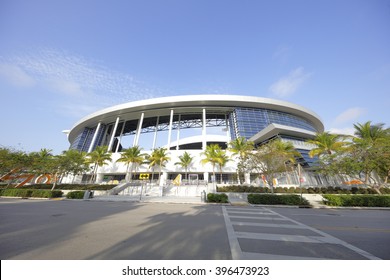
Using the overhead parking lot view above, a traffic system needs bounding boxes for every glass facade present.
[69,124,106,152]
[229,107,317,140]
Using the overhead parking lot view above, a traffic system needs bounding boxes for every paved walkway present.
[222,206,381,260]
[91,195,205,204]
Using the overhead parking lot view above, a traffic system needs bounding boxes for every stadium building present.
[65,95,325,190]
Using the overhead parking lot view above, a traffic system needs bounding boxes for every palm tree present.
[87,146,112,183]
[149,148,170,185]
[215,149,230,184]
[352,121,390,185]
[353,121,389,144]
[116,146,146,182]
[228,137,254,184]
[174,151,194,182]
[201,144,222,183]
[307,132,346,158]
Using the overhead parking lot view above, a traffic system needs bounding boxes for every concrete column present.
[202,108,207,150]
[245,173,251,184]
[115,122,126,153]
[133,112,144,147]
[167,109,174,149]
[225,114,231,142]
[152,116,160,149]
[176,114,181,150]
[204,172,209,183]
[88,122,101,153]
[107,117,120,152]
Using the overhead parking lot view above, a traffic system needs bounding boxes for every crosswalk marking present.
[223,206,381,260]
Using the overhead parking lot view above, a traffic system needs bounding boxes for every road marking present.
[266,208,381,260]
[229,215,287,221]
[223,206,382,260]
[231,221,305,229]
[235,231,339,244]
[314,226,390,233]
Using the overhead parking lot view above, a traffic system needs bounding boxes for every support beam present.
[152,116,160,149]
[115,122,126,153]
[107,117,120,152]
[133,112,144,147]
[167,109,174,149]
[88,122,101,153]
[176,114,181,150]
[202,108,207,150]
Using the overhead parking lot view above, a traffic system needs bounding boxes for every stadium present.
[65,95,325,192]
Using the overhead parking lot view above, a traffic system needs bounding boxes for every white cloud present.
[334,107,367,125]
[0,63,36,87]
[269,67,311,97]
[328,127,355,136]
[0,48,162,117]
[1,48,160,100]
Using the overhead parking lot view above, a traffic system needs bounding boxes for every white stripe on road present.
[229,215,287,221]
[235,231,340,244]
[231,221,309,229]
[223,206,382,260]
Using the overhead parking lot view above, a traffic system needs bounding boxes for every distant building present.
[66,95,324,185]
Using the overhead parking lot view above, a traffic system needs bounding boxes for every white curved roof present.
[68,95,324,143]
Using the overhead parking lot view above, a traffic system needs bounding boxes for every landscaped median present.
[322,194,390,207]
[247,193,310,206]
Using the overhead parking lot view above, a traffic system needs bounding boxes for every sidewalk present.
[90,195,205,204]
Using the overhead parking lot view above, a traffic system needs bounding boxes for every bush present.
[322,194,390,207]
[15,184,116,191]
[217,185,270,193]
[207,193,229,203]
[0,188,63,198]
[247,194,309,205]
[66,191,86,199]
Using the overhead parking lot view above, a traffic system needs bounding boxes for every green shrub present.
[0,188,63,198]
[16,184,116,191]
[207,193,229,203]
[0,189,33,197]
[248,194,309,205]
[322,194,390,207]
[66,191,86,199]
[217,185,269,193]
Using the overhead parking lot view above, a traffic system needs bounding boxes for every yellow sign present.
[139,174,149,180]
[173,174,182,186]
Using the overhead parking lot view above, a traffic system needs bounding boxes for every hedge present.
[66,191,86,199]
[207,193,229,203]
[0,188,63,198]
[248,194,309,205]
[217,185,386,194]
[8,184,116,191]
[322,194,390,207]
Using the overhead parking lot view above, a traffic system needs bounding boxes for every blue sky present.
[0,0,389,154]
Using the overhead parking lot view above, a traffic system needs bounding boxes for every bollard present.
[201,190,207,202]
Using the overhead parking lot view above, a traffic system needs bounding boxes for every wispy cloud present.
[328,127,355,136]
[334,107,367,125]
[272,45,291,63]
[0,63,36,87]
[269,67,311,98]
[0,48,162,116]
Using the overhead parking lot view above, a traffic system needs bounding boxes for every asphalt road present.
[0,198,389,260]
